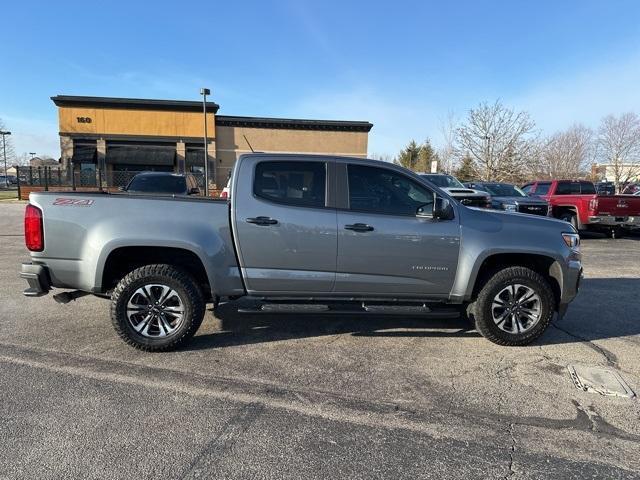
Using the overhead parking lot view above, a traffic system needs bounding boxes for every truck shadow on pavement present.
[185,277,639,351]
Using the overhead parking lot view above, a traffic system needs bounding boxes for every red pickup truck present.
[522,180,640,238]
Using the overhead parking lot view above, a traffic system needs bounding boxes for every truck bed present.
[27,191,243,296]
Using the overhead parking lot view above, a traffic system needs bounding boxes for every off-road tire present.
[110,264,205,351]
[471,266,555,346]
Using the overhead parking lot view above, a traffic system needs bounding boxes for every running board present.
[237,301,460,317]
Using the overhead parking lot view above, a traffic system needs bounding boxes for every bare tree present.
[538,125,593,179]
[368,152,393,163]
[456,100,537,181]
[0,118,17,173]
[437,111,457,174]
[595,113,640,192]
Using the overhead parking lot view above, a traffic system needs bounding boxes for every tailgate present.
[596,195,640,216]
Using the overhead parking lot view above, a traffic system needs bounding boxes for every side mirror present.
[188,187,200,195]
[416,204,432,217]
[434,196,454,220]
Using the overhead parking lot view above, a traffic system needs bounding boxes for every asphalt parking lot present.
[1,202,639,479]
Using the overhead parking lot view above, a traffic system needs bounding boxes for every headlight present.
[562,232,580,249]
[503,204,517,212]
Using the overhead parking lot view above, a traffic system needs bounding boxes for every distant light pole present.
[0,130,11,188]
[29,152,36,160]
[483,135,492,180]
[200,88,211,196]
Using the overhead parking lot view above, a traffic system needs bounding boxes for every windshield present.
[126,175,187,194]
[421,174,465,188]
[481,183,527,197]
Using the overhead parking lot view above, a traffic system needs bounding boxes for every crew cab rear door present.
[231,155,337,294]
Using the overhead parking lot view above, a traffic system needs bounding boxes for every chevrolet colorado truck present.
[522,179,640,238]
[20,154,582,351]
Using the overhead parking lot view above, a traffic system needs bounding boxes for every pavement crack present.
[504,423,517,479]
[551,322,619,369]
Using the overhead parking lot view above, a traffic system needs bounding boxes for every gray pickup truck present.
[20,154,582,351]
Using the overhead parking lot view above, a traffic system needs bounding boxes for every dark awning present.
[71,145,97,164]
[185,148,206,167]
[106,146,176,166]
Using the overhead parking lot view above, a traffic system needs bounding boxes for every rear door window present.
[555,181,580,195]
[253,161,326,208]
[580,182,596,194]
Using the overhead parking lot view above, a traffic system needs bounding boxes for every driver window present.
[347,164,434,216]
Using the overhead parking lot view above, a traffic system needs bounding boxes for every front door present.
[232,157,337,294]
[335,163,460,296]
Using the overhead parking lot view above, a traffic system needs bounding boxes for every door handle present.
[246,216,278,226]
[344,223,374,232]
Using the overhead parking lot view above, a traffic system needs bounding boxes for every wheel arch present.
[552,205,582,228]
[467,252,563,310]
[98,244,213,300]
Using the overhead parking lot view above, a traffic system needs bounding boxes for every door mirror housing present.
[416,204,432,217]
[434,195,454,220]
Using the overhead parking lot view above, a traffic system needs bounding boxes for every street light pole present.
[483,134,492,180]
[0,131,11,188]
[200,88,211,196]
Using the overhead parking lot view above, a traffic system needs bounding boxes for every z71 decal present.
[53,198,95,207]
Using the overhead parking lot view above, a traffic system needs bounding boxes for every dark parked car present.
[465,182,549,216]
[420,173,491,208]
[122,172,200,196]
[595,182,616,195]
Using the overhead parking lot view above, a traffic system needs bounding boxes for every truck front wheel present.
[110,264,205,351]
[558,211,578,230]
[471,267,554,346]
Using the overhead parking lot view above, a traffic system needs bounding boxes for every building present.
[52,95,373,189]
[591,163,640,183]
[30,156,59,167]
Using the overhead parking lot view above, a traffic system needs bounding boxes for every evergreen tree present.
[394,140,421,171]
[394,139,440,172]
[455,153,477,181]
[417,139,439,173]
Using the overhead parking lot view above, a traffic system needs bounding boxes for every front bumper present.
[558,260,583,319]
[20,262,51,297]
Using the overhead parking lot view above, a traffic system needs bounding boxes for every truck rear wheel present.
[471,266,554,346]
[110,264,205,351]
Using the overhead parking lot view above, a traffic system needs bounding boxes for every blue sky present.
[1,0,640,158]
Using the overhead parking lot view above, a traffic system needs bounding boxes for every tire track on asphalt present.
[179,403,265,479]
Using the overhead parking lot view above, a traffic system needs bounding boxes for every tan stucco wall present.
[59,107,215,138]
[56,104,370,187]
[216,125,368,156]
[214,125,368,181]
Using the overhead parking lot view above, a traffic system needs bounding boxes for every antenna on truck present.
[243,135,255,153]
